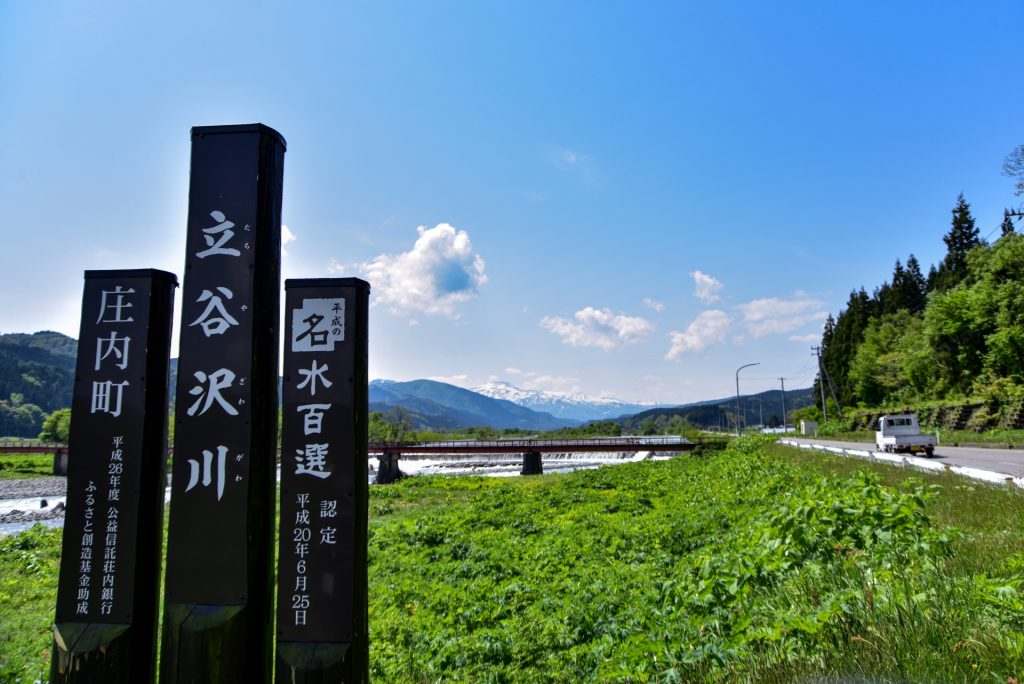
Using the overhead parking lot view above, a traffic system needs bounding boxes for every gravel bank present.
[0,476,67,524]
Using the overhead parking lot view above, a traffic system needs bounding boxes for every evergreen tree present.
[873,279,895,316]
[926,263,939,292]
[820,289,875,408]
[884,257,927,314]
[904,255,927,312]
[814,314,835,413]
[932,193,982,292]
[879,259,912,314]
[945,192,981,264]
[1001,209,1015,238]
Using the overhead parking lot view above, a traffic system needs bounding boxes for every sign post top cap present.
[85,268,179,285]
[286,277,370,292]
[191,123,286,150]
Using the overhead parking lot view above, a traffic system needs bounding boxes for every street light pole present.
[735,362,759,435]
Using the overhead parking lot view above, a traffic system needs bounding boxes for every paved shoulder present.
[784,437,1024,478]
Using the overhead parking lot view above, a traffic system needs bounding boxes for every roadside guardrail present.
[780,439,1024,489]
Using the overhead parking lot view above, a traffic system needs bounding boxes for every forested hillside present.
[621,387,815,433]
[0,332,76,437]
[818,184,1023,417]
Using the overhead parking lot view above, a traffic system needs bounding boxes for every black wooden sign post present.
[51,269,177,683]
[161,124,285,683]
[276,278,370,683]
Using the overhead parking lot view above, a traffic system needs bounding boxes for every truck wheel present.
[925,448,934,458]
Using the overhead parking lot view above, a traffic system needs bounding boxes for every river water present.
[0,451,663,536]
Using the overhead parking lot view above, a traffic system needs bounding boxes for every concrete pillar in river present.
[376,452,403,484]
[521,451,543,475]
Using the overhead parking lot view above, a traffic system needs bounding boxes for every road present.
[784,437,1024,478]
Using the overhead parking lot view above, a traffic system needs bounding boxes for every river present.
[0,451,661,536]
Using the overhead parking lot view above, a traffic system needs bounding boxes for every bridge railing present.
[0,440,67,452]
[368,435,693,451]
[1,436,695,455]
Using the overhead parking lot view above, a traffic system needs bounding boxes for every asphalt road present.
[784,437,1024,478]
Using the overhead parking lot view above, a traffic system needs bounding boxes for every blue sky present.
[1,1,1022,404]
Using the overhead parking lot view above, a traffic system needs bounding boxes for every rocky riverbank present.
[0,476,67,524]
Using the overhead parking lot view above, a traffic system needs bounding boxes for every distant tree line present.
[817,149,1024,412]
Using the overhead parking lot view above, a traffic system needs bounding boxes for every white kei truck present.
[875,414,936,457]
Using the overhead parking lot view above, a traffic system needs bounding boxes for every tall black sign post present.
[161,124,285,683]
[51,269,177,683]
[276,278,370,683]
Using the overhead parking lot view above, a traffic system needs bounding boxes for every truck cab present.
[875,414,935,456]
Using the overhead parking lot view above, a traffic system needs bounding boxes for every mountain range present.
[370,379,577,431]
[619,387,816,432]
[470,381,658,422]
[0,330,815,436]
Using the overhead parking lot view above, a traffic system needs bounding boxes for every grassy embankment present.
[3,436,1024,682]
[0,454,52,480]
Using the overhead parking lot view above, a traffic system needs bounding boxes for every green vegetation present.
[369,408,535,443]
[0,332,76,438]
[368,437,1024,681]
[0,395,47,442]
[0,525,62,682]
[4,437,1024,681]
[0,453,52,479]
[37,408,71,443]
[540,419,626,438]
[818,182,1024,422]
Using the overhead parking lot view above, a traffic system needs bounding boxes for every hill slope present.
[0,332,77,436]
[620,387,815,431]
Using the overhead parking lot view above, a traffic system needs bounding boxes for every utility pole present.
[812,347,828,422]
[779,377,787,432]
[814,346,842,415]
[735,362,759,435]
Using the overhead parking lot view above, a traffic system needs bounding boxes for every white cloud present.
[737,296,828,338]
[666,310,732,360]
[643,298,664,312]
[341,223,487,318]
[691,271,723,303]
[789,332,822,342]
[540,307,654,350]
[505,367,522,375]
[551,147,596,181]
[282,224,296,256]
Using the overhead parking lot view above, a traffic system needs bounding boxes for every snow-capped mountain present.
[369,379,578,430]
[471,381,658,422]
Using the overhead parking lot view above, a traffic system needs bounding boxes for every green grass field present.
[0,454,53,480]
[2,437,1024,682]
